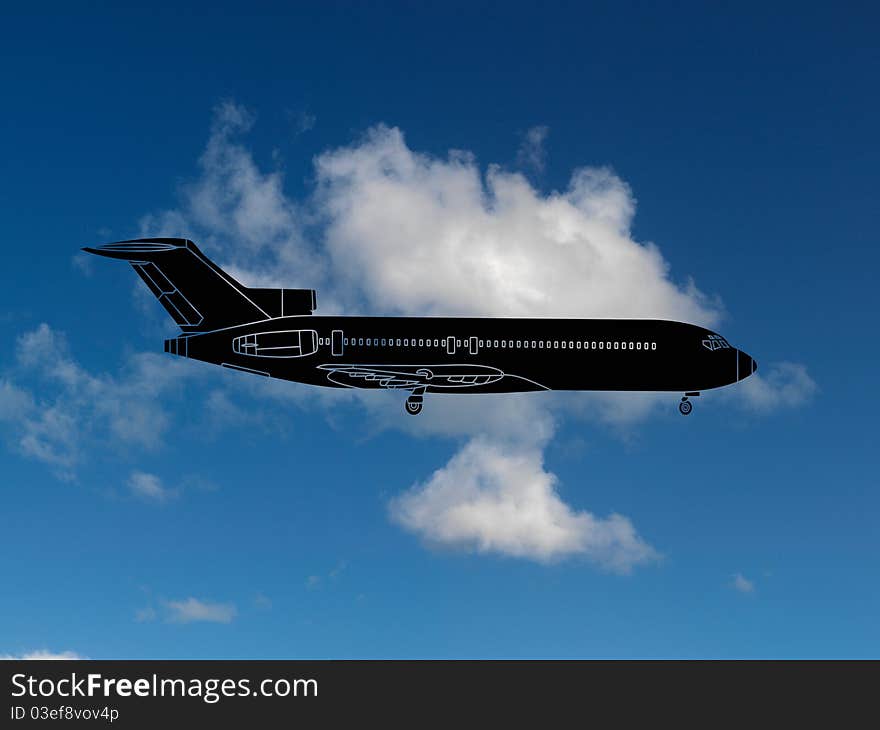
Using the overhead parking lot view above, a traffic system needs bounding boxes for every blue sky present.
[1,1,877,658]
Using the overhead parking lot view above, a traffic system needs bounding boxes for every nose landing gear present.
[679,392,700,416]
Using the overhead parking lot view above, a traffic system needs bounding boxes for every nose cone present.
[737,350,757,380]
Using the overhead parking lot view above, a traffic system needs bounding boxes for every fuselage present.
[173,315,757,394]
[84,237,757,416]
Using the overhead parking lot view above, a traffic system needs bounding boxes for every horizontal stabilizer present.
[84,238,315,331]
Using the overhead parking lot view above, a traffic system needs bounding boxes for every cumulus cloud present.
[0,324,197,478]
[726,362,818,412]
[391,437,658,570]
[0,650,84,660]
[730,573,755,594]
[0,379,34,419]
[291,109,316,135]
[0,103,813,571]
[163,598,236,624]
[140,99,323,292]
[125,103,814,566]
[313,125,720,324]
[135,606,158,623]
[128,471,175,503]
[517,125,549,173]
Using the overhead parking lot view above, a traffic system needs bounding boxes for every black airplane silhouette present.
[84,238,757,416]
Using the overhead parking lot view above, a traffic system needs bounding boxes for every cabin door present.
[331,330,344,356]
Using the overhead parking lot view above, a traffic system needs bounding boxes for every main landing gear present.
[679,392,700,415]
[405,387,426,416]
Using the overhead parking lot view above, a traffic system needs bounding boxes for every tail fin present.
[83,238,315,332]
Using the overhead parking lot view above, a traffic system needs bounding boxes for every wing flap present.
[317,364,504,391]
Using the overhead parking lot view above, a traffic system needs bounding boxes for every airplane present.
[83,237,757,416]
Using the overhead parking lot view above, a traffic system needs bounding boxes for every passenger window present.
[396,339,401,346]
[652,342,656,350]
[531,341,536,348]
[516,340,521,348]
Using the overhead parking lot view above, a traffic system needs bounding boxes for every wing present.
[317,363,505,390]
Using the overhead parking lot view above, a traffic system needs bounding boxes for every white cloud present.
[313,125,720,324]
[291,109,316,135]
[128,104,815,566]
[163,598,236,624]
[0,650,85,660]
[726,362,817,412]
[135,606,158,623]
[390,437,658,570]
[0,323,198,478]
[731,573,755,594]
[0,379,34,420]
[140,100,323,292]
[517,124,549,173]
[128,471,175,503]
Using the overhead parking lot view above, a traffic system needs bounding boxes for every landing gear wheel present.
[679,399,693,416]
[405,398,423,416]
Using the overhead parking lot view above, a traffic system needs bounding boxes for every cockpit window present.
[702,334,730,351]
